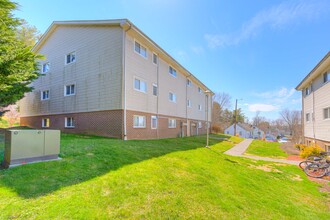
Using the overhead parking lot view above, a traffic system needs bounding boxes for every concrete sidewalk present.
[224,139,300,165]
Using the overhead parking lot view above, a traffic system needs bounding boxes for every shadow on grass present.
[0,133,227,199]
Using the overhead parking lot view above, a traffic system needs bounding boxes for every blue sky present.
[14,0,330,121]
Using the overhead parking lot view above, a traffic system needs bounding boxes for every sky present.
[13,0,330,121]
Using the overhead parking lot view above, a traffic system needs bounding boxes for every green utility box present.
[2,130,60,168]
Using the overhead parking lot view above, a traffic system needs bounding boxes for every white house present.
[224,123,264,139]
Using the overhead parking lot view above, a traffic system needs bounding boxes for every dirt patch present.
[249,164,282,173]
[287,155,302,161]
[291,175,303,181]
[280,142,300,155]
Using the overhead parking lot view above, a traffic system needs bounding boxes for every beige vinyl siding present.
[124,32,210,121]
[302,65,330,142]
[20,26,123,117]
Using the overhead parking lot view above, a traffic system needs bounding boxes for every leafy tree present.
[16,19,42,47]
[0,0,40,112]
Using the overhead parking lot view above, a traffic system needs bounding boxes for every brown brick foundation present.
[20,110,208,140]
[304,137,330,151]
[20,110,123,138]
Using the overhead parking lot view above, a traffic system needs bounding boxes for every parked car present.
[278,137,289,143]
[265,136,276,142]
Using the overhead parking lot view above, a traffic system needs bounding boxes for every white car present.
[278,137,289,143]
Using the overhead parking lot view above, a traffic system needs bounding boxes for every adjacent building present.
[296,51,330,151]
[19,19,213,140]
[224,123,264,139]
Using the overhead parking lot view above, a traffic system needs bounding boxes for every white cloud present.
[248,104,279,112]
[204,0,328,48]
[190,46,204,55]
[255,87,296,101]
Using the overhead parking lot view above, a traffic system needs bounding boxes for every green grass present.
[0,133,328,219]
[245,139,288,158]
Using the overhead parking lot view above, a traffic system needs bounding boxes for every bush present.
[295,144,306,151]
[211,125,221,133]
[299,144,324,159]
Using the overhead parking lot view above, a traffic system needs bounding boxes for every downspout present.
[121,21,131,140]
[301,90,305,144]
[312,82,316,146]
[186,74,192,137]
[156,54,160,139]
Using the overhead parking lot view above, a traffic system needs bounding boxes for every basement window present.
[133,115,146,128]
[65,117,75,128]
[42,118,50,128]
[168,118,176,128]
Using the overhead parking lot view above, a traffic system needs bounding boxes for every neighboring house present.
[19,19,213,140]
[225,123,251,138]
[224,123,264,139]
[296,51,330,151]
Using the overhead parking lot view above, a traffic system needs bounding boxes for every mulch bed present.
[280,141,300,155]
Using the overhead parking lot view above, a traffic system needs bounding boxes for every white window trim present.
[152,83,158,96]
[168,118,176,128]
[169,66,177,78]
[41,90,50,100]
[187,99,192,108]
[323,72,330,84]
[42,62,50,73]
[134,77,147,93]
[324,107,330,120]
[169,91,177,103]
[65,117,75,128]
[198,87,202,94]
[198,104,202,111]
[152,53,158,65]
[151,116,158,129]
[198,121,202,128]
[187,79,192,86]
[306,113,310,122]
[64,84,75,96]
[65,52,76,65]
[133,115,146,128]
[134,40,148,59]
[42,118,50,128]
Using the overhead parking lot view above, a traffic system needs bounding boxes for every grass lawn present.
[0,133,329,219]
[245,139,288,158]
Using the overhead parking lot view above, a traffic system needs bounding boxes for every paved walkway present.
[224,139,301,165]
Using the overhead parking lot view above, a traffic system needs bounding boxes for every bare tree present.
[211,92,231,133]
[252,111,261,126]
[280,109,302,143]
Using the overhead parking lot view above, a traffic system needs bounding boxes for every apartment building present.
[19,19,213,140]
[296,51,330,151]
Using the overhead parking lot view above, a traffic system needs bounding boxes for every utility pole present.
[205,91,210,148]
[234,99,238,136]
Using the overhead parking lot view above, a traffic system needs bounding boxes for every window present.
[306,113,310,122]
[153,53,158,64]
[133,115,146,128]
[134,41,147,58]
[152,84,158,96]
[169,92,176,102]
[169,66,177,77]
[168,118,176,128]
[198,121,202,128]
[324,72,330,83]
[187,99,191,107]
[65,84,75,96]
[198,87,202,93]
[187,79,192,86]
[134,78,147,92]
[326,145,330,152]
[66,52,76,64]
[198,104,202,111]
[42,62,50,73]
[42,118,50,128]
[41,90,50,100]
[151,116,158,129]
[305,87,310,96]
[324,107,330,119]
[65,117,75,128]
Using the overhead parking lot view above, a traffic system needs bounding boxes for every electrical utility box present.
[2,130,60,168]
